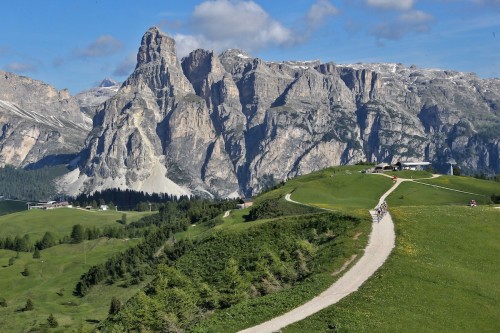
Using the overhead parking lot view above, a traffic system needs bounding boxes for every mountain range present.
[1,27,498,197]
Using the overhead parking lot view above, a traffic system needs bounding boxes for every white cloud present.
[400,10,433,23]
[4,62,37,73]
[173,34,206,58]
[372,10,433,39]
[174,0,297,57]
[306,0,339,29]
[172,0,342,58]
[366,0,415,10]
[74,35,124,58]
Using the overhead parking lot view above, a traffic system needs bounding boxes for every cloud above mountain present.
[4,62,37,73]
[366,0,415,10]
[371,9,434,40]
[173,0,339,57]
[74,35,124,58]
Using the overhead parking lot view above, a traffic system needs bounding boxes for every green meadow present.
[0,208,152,240]
[1,166,498,332]
[283,205,500,333]
[0,238,148,332]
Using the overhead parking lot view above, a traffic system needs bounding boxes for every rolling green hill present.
[283,205,500,333]
[0,208,152,240]
[1,166,498,332]
[0,238,148,332]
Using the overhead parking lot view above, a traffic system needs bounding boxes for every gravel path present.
[239,179,403,333]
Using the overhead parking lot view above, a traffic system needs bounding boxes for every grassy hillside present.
[0,238,148,332]
[258,167,391,209]
[283,205,500,332]
[0,208,152,240]
[387,178,497,207]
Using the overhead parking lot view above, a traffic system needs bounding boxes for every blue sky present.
[0,0,498,93]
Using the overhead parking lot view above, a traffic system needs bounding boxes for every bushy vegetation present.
[99,212,364,332]
[75,199,237,296]
[245,196,320,221]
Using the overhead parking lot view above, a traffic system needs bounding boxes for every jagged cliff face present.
[63,27,499,197]
[0,71,92,168]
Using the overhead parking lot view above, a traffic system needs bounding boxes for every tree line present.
[0,165,58,201]
[73,199,236,296]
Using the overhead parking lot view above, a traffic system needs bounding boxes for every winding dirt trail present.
[239,178,403,333]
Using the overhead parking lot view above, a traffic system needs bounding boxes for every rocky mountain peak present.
[136,26,178,69]
[98,78,119,88]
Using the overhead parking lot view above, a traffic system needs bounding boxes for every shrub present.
[0,297,7,307]
[47,313,58,328]
[24,298,34,311]
[109,297,122,315]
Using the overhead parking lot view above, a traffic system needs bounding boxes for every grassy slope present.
[0,208,152,240]
[418,175,500,197]
[283,206,500,333]
[289,171,392,214]
[189,166,394,332]
[283,175,499,332]
[388,177,498,207]
[0,238,150,332]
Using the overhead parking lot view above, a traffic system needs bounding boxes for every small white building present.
[398,161,431,171]
[100,205,109,211]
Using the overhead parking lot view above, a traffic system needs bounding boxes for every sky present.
[0,0,499,94]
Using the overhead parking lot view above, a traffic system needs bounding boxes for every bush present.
[109,297,122,315]
[0,297,7,307]
[22,267,30,277]
[24,298,34,311]
[491,194,500,204]
[47,313,58,328]
[32,248,41,259]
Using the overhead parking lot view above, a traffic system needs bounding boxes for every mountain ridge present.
[0,26,497,197]
[58,26,499,197]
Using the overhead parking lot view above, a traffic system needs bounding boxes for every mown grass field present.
[283,205,500,333]
[387,177,498,207]
[0,208,153,240]
[0,238,149,332]
[418,175,500,197]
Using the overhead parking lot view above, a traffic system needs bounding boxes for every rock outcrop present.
[61,27,500,197]
[0,71,92,168]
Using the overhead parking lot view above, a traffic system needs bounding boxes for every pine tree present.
[47,313,58,328]
[24,298,34,311]
[109,297,121,315]
[71,224,85,244]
